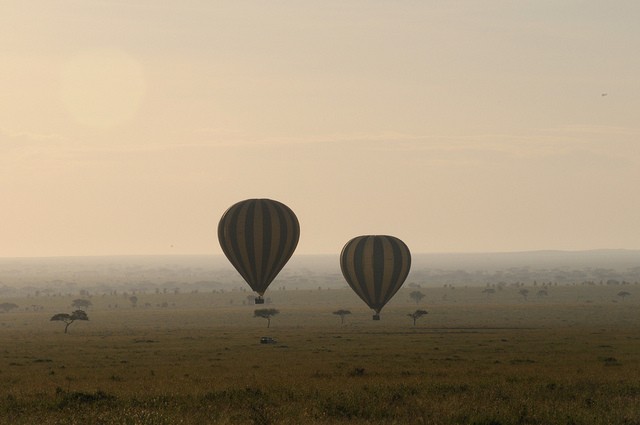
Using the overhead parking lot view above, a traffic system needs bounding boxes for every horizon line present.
[2,248,639,261]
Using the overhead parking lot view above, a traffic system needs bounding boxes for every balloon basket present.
[255,297,265,304]
[372,314,380,321]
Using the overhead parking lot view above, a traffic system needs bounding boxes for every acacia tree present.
[409,291,426,305]
[71,299,92,309]
[617,291,631,300]
[0,302,19,313]
[518,288,529,301]
[254,308,279,328]
[333,309,351,325]
[408,309,428,326]
[50,310,89,334]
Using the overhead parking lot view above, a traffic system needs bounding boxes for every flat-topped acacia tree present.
[409,291,426,305]
[51,310,89,334]
[0,302,19,313]
[71,299,92,309]
[333,309,351,325]
[254,308,279,328]
[408,309,428,326]
[617,291,631,300]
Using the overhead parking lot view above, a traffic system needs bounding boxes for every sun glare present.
[59,48,146,128]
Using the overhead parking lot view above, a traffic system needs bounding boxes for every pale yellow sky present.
[1,1,639,257]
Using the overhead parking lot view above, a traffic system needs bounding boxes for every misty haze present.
[3,1,640,423]
[2,250,640,296]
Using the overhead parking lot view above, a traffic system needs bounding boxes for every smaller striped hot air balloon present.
[218,199,300,304]
[340,235,411,320]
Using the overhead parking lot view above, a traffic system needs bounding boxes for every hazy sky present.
[2,1,639,257]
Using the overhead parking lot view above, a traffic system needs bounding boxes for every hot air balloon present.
[218,199,300,304]
[340,235,411,320]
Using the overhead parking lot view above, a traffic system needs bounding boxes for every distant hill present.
[410,249,640,271]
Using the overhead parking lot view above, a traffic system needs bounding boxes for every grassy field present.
[1,285,639,424]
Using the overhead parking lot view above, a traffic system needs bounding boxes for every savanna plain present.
[1,255,639,424]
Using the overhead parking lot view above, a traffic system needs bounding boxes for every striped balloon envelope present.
[218,199,300,303]
[340,235,411,320]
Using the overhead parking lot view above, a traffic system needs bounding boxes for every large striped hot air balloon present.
[340,235,411,320]
[218,199,300,304]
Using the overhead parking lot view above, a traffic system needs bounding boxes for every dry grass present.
[1,286,639,424]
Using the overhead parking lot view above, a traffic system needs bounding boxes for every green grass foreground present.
[1,287,639,424]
